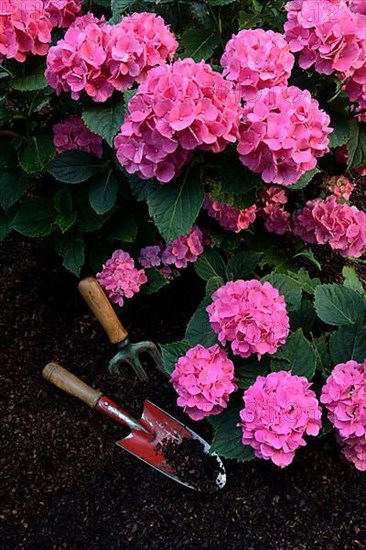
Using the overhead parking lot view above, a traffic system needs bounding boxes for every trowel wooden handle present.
[42,363,103,409]
[78,277,128,345]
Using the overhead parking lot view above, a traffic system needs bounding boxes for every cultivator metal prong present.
[108,344,149,381]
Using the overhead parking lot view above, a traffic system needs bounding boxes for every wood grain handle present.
[42,363,103,409]
[78,277,128,345]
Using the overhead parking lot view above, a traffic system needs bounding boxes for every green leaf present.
[55,212,77,234]
[147,169,204,242]
[194,249,226,281]
[226,251,262,281]
[285,268,321,295]
[288,167,320,190]
[219,150,263,194]
[12,197,55,237]
[110,0,139,22]
[19,135,55,175]
[236,358,270,389]
[207,0,236,4]
[293,249,322,271]
[347,119,366,170]
[313,335,332,375]
[54,188,73,216]
[0,171,33,211]
[82,98,125,146]
[261,273,302,311]
[108,211,138,242]
[180,27,220,61]
[328,112,352,149]
[206,275,225,296]
[48,151,101,184]
[271,329,317,380]
[159,341,191,375]
[314,284,365,326]
[238,11,260,29]
[330,323,366,364]
[128,176,153,202]
[209,407,255,462]
[185,296,217,347]
[89,172,118,215]
[342,266,364,294]
[55,231,85,276]
[0,208,13,241]
[142,268,169,295]
[10,74,48,91]
[289,299,316,333]
[0,140,18,169]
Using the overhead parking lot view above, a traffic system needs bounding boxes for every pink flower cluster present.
[115,58,242,183]
[323,175,355,200]
[259,186,291,235]
[46,12,177,103]
[240,371,322,467]
[237,86,331,186]
[284,0,366,118]
[96,250,147,308]
[53,115,103,158]
[0,0,81,63]
[170,344,237,421]
[207,280,290,360]
[203,195,257,233]
[221,29,295,99]
[138,245,162,269]
[162,226,204,269]
[293,196,366,258]
[321,360,366,470]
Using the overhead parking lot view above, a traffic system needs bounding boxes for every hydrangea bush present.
[1,0,365,470]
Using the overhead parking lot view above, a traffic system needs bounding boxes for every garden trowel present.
[78,277,162,381]
[42,363,226,492]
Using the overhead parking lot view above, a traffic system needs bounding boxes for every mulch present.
[1,233,366,550]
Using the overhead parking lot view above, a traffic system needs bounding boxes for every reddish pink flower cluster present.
[115,58,242,183]
[293,196,366,258]
[96,250,147,307]
[53,115,103,158]
[323,175,355,200]
[203,195,257,233]
[162,226,204,269]
[240,371,322,467]
[237,86,331,186]
[171,344,237,421]
[259,186,291,235]
[321,360,366,471]
[221,29,294,99]
[46,12,177,103]
[284,0,366,118]
[207,280,290,360]
[43,0,82,28]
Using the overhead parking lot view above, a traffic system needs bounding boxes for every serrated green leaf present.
[314,284,365,326]
[261,273,302,311]
[289,299,316,333]
[89,172,118,215]
[342,266,364,294]
[12,197,55,237]
[10,74,47,91]
[55,231,85,276]
[142,268,169,295]
[147,168,204,242]
[293,249,322,271]
[238,11,260,29]
[128,175,153,202]
[206,276,225,296]
[48,151,101,184]
[313,335,332,375]
[55,212,77,234]
[330,323,366,364]
[194,249,226,281]
[226,251,261,281]
[19,135,55,175]
[185,296,217,347]
[180,27,220,61]
[288,167,320,190]
[286,268,321,296]
[110,0,139,22]
[83,98,125,146]
[271,329,316,380]
[328,112,352,149]
[347,119,366,170]
[159,341,191,375]
[0,171,33,211]
[236,358,270,389]
[209,407,255,462]
[54,188,73,216]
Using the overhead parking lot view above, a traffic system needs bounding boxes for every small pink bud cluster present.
[207,280,290,360]
[284,0,366,120]
[293,196,366,258]
[203,194,257,233]
[321,360,366,471]
[237,86,331,186]
[115,58,242,183]
[323,175,355,200]
[46,12,177,103]
[53,115,103,158]
[259,186,291,235]
[240,371,322,467]
[220,29,295,99]
[171,344,237,421]
[96,250,147,308]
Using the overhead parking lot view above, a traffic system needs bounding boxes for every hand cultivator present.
[78,277,162,381]
[42,363,226,492]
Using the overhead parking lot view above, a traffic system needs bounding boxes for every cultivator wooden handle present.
[42,363,103,408]
[78,277,128,345]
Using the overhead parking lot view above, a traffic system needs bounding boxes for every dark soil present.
[1,235,366,550]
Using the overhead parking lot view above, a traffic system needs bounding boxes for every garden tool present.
[78,277,162,381]
[42,363,226,492]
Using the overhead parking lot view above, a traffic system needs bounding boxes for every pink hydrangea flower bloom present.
[320,360,366,439]
[96,250,147,307]
[43,0,82,27]
[260,186,288,206]
[170,344,237,421]
[338,434,366,471]
[114,58,242,183]
[323,175,355,200]
[53,115,103,158]
[259,186,290,234]
[162,226,204,269]
[240,371,322,467]
[221,29,294,99]
[107,12,178,91]
[293,196,366,258]
[138,245,162,268]
[237,86,332,186]
[203,195,257,233]
[348,0,366,14]
[207,280,290,360]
